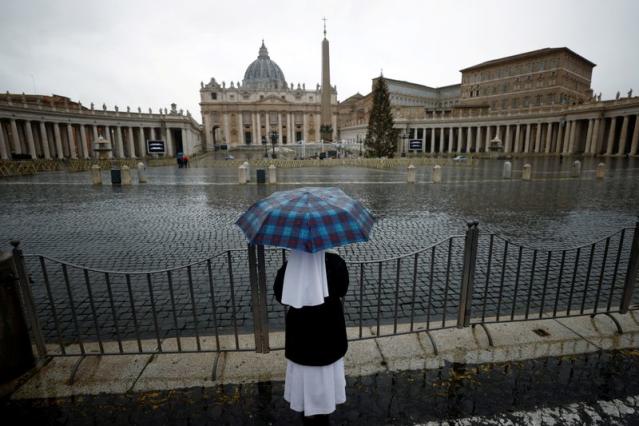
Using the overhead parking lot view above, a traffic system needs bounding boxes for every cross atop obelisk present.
[320,18,333,141]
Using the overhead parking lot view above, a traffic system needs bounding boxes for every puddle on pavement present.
[2,349,639,425]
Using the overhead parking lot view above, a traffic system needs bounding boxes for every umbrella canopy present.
[235,187,375,253]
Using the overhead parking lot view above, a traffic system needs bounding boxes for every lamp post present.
[270,130,278,159]
[401,125,410,157]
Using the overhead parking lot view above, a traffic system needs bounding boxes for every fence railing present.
[9,219,639,361]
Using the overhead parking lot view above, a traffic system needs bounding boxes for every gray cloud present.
[1,0,638,123]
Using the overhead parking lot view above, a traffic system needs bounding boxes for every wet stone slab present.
[3,349,639,425]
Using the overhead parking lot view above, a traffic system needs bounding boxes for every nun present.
[273,248,349,424]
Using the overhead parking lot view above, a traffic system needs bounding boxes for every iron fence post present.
[10,240,47,359]
[248,244,270,353]
[255,245,270,353]
[620,220,639,314]
[458,221,479,328]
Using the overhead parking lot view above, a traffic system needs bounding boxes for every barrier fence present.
[8,219,639,362]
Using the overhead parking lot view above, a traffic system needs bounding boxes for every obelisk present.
[320,18,333,142]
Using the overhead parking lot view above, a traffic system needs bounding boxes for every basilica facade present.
[199,40,337,150]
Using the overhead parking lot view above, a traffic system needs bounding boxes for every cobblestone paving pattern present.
[3,349,639,425]
[1,158,638,344]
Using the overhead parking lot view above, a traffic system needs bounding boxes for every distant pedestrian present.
[183,155,189,168]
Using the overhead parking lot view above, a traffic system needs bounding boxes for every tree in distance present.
[364,76,398,158]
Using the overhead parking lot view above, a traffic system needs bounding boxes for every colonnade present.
[403,114,639,156]
[0,118,181,160]
[216,110,339,147]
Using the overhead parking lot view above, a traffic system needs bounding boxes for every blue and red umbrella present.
[235,187,375,253]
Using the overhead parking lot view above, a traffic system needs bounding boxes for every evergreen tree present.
[364,76,398,157]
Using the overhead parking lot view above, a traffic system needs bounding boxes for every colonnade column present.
[447,127,453,153]
[534,123,542,153]
[568,121,577,154]
[629,115,639,156]
[617,115,629,155]
[591,119,601,154]
[237,112,243,145]
[514,125,521,153]
[545,123,553,154]
[302,113,308,143]
[166,127,173,156]
[53,123,64,159]
[504,125,511,153]
[265,113,271,142]
[127,127,136,158]
[278,113,283,144]
[555,123,563,154]
[486,126,492,152]
[430,127,435,154]
[584,119,594,155]
[24,121,36,159]
[138,127,146,158]
[66,124,77,159]
[10,119,21,154]
[524,124,531,153]
[79,124,88,159]
[605,117,617,155]
[475,126,481,152]
[457,127,463,153]
[39,122,51,159]
[0,122,9,159]
[257,113,262,144]
[223,113,230,145]
[466,126,472,153]
[439,127,445,153]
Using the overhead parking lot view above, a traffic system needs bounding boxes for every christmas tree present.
[365,76,398,157]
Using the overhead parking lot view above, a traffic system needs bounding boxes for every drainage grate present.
[532,328,551,337]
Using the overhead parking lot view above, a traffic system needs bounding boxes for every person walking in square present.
[273,248,349,424]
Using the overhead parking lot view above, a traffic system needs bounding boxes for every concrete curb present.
[9,312,639,400]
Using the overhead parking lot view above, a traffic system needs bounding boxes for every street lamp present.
[270,130,278,159]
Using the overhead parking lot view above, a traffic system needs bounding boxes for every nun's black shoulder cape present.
[273,252,349,367]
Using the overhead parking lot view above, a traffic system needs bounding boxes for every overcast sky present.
[2,0,638,123]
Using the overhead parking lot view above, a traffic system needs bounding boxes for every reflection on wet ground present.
[3,349,639,425]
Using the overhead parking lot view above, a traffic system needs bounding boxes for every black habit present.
[273,252,349,366]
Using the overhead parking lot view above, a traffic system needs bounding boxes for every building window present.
[211,93,217,100]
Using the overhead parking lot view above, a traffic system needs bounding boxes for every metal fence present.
[10,219,639,361]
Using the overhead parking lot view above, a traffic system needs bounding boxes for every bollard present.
[91,164,102,185]
[571,160,582,178]
[432,165,442,183]
[121,165,132,185]
[243,161,251,182]
[0,250,35,384]
[406,164,416,183]
[522,163,532,180]
[596,162,606,179]
[268,164,277,184]
[238,164,247,184]
[502,161,512,179]
[137,162,147,183]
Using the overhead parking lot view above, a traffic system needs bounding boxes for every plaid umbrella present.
[235,187,375,253]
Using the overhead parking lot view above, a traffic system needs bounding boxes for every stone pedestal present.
[432,165,442,183]
[268,164,277,184]
[238,164,247,184]
[121,165,132,185]
[137,162,147,183]
[522,163,532,181]
[596,163,606,179]
[571,160,582,178]
[243,161,251,182]
[407,164,416,183]
[502,161,512,179]
[91,165,102,185]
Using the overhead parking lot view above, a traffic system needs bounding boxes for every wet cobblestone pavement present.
[3,349,639,425]
[1,158,638,343]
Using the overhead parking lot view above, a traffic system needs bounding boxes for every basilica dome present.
[243,41,287,90]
